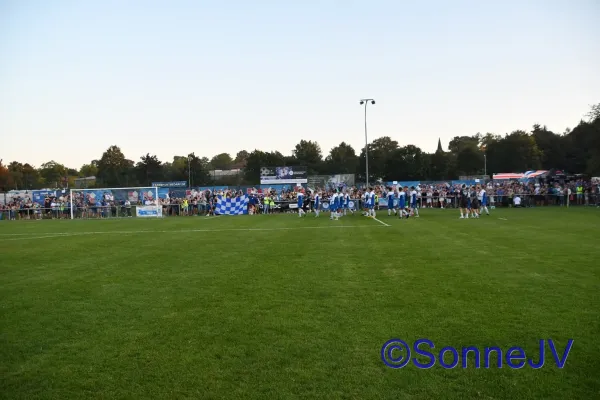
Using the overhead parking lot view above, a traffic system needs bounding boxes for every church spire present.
[436,138,443,153]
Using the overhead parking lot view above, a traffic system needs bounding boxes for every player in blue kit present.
[386,187,396,216]
[297,190,306,217]
[313,191,321,217]
[336,190,344,218]
[330,192,339,220]
[368,188,376,218]
[362,191,369,216]
[409,186,419,217]
[397,187,407,218]
[342,191,350,216]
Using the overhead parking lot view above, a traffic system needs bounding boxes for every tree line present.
[1,104,598,190]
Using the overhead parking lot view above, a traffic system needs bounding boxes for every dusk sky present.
[1,0,599,169]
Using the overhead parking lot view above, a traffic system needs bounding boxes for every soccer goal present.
[69,187,161,219]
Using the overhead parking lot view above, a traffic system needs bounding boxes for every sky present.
[1,0,599,169]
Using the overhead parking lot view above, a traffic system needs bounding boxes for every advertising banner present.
[260,166,307,184]
[152,181,187,188]
[136,205,162,217]
[308,174,355,189]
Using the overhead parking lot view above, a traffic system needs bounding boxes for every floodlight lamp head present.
[360,100,364,105]
[371,100,376,105]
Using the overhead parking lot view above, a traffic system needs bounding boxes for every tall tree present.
[448,136,480,154]
[531,124,566,170]
[136,154,163,186]
[210,153,233,170]
[485,131,541,173]
[456,146,484,176]
[0,159,12,191]
[39,161,67,188]
[292,140,323,174]
[22,163,40,189]
[97,145,133,187]
[385,145,427,181]
[429,146,448,180]
[244,150,285,183]
[358,136,398,182]
[79,160,99,177]
[188,153,210,186]
[234,150,249,164]
[325,142,359,174]
[7,162,24,189]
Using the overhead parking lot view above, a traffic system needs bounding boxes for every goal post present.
[69,187,161,219]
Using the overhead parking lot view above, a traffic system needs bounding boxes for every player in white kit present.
[478,186,490,215]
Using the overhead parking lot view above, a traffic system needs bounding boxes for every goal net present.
[69,187,161,219]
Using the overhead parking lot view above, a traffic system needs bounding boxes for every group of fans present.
[2,179,598,220]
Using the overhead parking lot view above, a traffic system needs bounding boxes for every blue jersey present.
[387,191,395,208]
[297,193,304,207]
[369,192,375,209]
[398,192,406,208]
[331,194,339,210]
[410,191,417,207]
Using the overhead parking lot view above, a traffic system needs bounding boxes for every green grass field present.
[1,208,599,400]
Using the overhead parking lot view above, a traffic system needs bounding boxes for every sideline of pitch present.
[1,223,387,241]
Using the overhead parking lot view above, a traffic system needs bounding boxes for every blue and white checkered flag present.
[215,195,249,215]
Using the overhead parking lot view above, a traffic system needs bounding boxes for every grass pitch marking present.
[498,217,508,221]
[371,217,391,227]
[1,224,386,241]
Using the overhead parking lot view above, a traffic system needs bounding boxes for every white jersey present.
[370,191,375,204]
[410,190,417,204]
[331,193,338,204]
[478,189,486,201]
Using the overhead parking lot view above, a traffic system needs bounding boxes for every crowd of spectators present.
[1,179,598,220]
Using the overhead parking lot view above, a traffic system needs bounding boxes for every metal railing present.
[406,193,600,208]
[1,194,598,221]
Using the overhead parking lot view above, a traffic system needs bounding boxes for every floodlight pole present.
[484,154,487,176]
[188,156,191,188]
[360,99,375,189]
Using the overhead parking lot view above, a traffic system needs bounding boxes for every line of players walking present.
[294,184,490,220]
[456,184,491,218]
